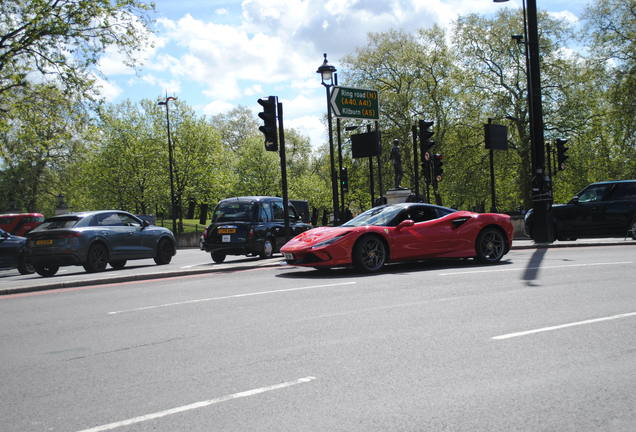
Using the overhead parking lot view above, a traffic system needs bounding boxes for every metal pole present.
[376,121,383,203]
[488,118,497,213]
[325,85,340,225]
[367,124,375,207]
[164,100,177,235]
[413,125,419,200]
[527,0,554,242]
[278,101,290,242]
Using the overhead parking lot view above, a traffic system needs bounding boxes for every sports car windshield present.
[342,206,403,227]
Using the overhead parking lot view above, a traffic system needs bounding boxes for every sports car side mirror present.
[396,220,414,231]
[569,196,579,204]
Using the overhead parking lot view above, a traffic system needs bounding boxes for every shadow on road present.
[522,247,547,286]
[277,258,514,280]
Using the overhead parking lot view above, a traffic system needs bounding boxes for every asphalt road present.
[1,244,636,431]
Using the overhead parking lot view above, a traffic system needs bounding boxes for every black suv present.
[524,180,636,240]
[202,196,313,263]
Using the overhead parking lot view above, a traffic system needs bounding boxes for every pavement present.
[2,237,635,296]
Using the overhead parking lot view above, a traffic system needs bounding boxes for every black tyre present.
[630,219,636,240]
[154,238,173,265]
[84,244,109,273]
[211,252,226,263]
[34,265,59,277]
[259,237,275,259]
[475,228,506,264]
[352,235,387,273]
[110,260,127,270]
[18,254,35,275]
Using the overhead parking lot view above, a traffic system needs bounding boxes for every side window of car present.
[577,185,607,203]
[288,205,298,221]
[272,202,285,220]
[609,183,636,201]
[260,203,273,222]
[119,214,141,227]
[93,213,123,226]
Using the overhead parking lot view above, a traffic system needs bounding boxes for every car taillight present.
[203,226,208,240]
[54,232,82,239]
[249,226,254,238]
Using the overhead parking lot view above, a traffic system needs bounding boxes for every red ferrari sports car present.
[280,203,514,273]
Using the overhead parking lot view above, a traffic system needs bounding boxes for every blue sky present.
[96,0,589,148]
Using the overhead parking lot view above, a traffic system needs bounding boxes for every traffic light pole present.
[527,0,554,242]
[277,102,290,242]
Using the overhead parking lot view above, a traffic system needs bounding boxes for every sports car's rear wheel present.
[34,265,59,277]
[352,235,387,273]
[260,237,275,259]
[211,252,226,263]
[84,244,109,273]
[476,228,506,264]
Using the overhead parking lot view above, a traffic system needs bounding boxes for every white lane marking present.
[492,312,636,340]
[440,261,632,276]
[77,376,316,432]
[108,282,356,315]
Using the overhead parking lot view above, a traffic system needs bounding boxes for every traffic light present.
[556,138,569,171]
[419,120,434,185]
[258,96,278,151]
[341,167,348,192]
[433,153,443,183]
[419,120,434,161]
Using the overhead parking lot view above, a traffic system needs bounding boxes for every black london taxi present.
[201,196,312,263]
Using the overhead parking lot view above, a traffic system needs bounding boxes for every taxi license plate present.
[37,239,53,246]
[284,253,294,260]
[218,228,236,234]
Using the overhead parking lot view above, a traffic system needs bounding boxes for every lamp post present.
[494,0,553,242]
[158,94,178,235]
[317,54,340,225]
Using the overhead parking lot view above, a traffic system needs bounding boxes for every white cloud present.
[93,76,123,101]
[216,8,229,15]
[202,100,236,117]
[285,115,326,148]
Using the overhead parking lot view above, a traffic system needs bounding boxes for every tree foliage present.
[0,0,155,102]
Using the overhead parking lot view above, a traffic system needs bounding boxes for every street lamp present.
[317,53,340,225]
[158,94,178,235]
[494,0,554,242]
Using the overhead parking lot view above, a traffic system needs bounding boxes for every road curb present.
[3,240,634,296]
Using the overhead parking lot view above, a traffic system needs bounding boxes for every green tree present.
[0,0,155,102]
[0,85,90,214]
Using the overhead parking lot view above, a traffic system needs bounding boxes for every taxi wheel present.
[260,237,275,259]
[35,265,59,277]
[110,260,127,270]
[211,252,226,263]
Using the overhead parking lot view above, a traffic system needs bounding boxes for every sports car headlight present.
[311,233,348,249]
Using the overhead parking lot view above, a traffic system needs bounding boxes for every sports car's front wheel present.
[476,228,506,264]
[352,235,387,273]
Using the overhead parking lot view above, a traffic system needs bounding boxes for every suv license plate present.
[218,228,236,234]
[284,253,294,260]
[37,240,53,246]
